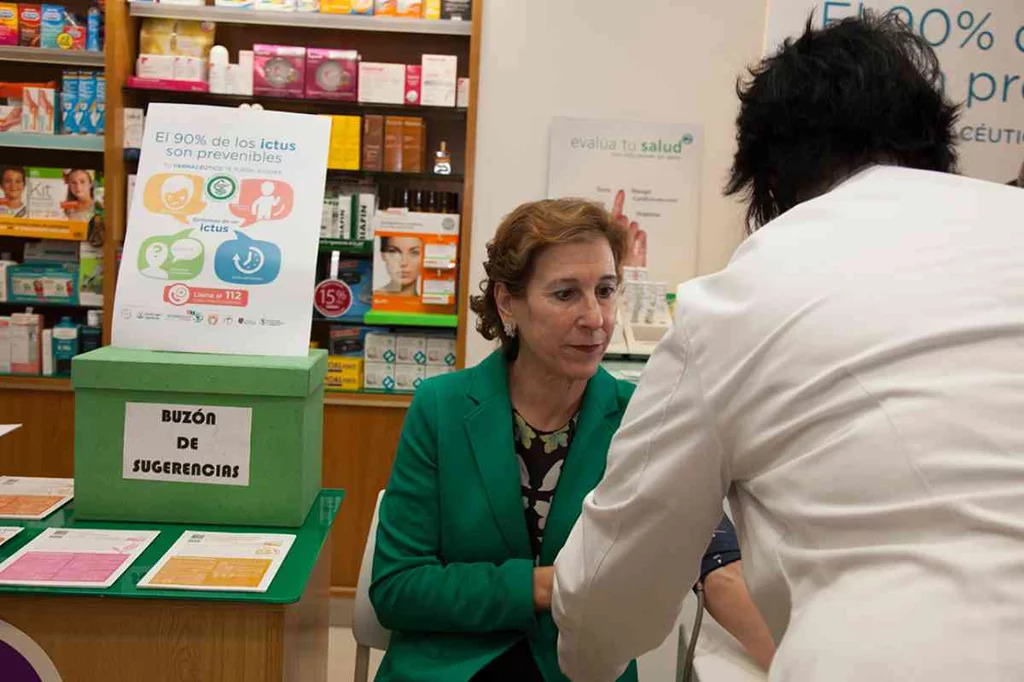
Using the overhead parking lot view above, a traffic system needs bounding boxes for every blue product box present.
[76,70,96,135]
[93,73,105,133]
[60,69,78,134]
[40,5,64,49]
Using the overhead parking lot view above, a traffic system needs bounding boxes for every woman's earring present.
[503,319,517,338]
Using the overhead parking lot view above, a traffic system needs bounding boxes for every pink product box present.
[253,44,306,98]
[404,64,421,106]
[125,76,210,94]
[304,48,359,101]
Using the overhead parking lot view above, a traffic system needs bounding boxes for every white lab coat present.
[553,166,1024,681]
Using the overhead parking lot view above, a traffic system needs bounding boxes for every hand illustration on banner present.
[215,232,282,285]
[228,179,294,227]
[612,189,647,268]
[143,174,207,224]
[137,230,205,281]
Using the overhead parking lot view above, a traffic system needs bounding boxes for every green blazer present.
[370,350,640,682]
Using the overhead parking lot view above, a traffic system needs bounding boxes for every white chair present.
[353,490,391,682]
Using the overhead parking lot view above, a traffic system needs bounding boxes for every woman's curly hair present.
[469,198,627,360]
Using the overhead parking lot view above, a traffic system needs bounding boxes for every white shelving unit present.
[129,3,472,35]
[0,46,105,67]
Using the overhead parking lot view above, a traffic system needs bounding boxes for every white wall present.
[465,0,769,366]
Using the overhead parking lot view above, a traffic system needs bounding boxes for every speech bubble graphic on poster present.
[214,232,282,285]
[143,173,207,225]
[137,229,205,281]
[228,179,294,227]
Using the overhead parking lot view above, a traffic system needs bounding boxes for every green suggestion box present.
[72,347,328,527]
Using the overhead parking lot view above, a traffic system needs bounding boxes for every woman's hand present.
[533,566,554,611]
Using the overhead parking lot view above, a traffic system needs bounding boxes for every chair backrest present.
[353,490,392,651]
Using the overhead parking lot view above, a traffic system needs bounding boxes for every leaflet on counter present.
[137,530,295,593]
[0,527,23,548]
[0,477,74,520]
[0,528,159,588]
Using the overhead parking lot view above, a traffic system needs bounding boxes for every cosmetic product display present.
[305,49,359,101]
[253,44,305,97]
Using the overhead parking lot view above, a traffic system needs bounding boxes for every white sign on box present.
[547,118,703,287]
[763,0,1024,183]
[122,402,253,487]
[112,103,330,356]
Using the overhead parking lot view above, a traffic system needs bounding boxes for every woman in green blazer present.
[371,199,772,681]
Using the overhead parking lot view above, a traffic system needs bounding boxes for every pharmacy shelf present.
[124,151,465,183]
[0,300,103,310]
[0,133,105,153]
[326,169,465,182]
[0,375,73,392]
[324,390,413,408]
[314,311,458,328]
[0,217,89,241]
[318,239,373,256]
[129,3,472,36]
[0,46,105,67]
[363,310,458,328]
[124,86,468,120]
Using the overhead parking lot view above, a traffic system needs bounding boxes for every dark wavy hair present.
[726,11,960,232]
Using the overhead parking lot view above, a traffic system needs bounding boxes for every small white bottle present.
[41,329,53,377]
[208,45,230,95]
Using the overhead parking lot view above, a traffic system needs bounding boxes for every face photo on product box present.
[377,235,423,297]
[63,168,95,221]
[0,166,27,217]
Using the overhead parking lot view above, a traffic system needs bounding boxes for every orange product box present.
[362,114,384,171]
[372,209,460,315]
[401,116,425,173]
[383,116,404,172]
[395,0,421,17]
[374,0,396,16]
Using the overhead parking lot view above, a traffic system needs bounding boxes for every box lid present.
[72,347,328,397]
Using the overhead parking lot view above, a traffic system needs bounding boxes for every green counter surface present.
[0,488,344,605]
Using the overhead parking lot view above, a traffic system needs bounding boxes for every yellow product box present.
[320,0,352,12]
[326,355,363,391]
[327,115,361,171]
[422,0,440,19]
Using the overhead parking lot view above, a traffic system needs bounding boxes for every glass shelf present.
[129,3,472,36]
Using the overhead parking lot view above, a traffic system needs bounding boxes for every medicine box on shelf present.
[72,347,327,527]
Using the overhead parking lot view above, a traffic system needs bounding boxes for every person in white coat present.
[552,13,1024,682]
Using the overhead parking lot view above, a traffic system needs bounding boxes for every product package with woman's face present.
[372,210,460,315]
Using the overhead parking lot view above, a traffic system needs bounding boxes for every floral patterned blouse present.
[513,410,578,562]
